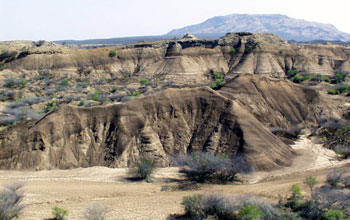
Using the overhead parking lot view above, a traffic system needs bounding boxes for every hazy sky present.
[1,0,349,41]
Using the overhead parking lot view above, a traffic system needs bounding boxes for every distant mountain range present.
[54,14,350,46]
[167,14,350,42]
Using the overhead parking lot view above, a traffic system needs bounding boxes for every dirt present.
[0,132,349,220]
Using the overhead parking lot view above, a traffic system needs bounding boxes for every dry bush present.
[84,204,109,220]
[174,153,252,183]
[0,182,26,220]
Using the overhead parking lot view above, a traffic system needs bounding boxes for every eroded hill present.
[0,33,350,170]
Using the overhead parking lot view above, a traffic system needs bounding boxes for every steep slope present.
[0,86,295,170]
[167,14,350,42]
[219,74,320,128]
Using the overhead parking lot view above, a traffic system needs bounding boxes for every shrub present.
[4,78,15,88]
[209,82,216,89]
[243,196,284,220]
[131,91,141,97]
[322,75,331,83]
[238,204,264,220]
[181,194,203,218]
[0,62,4,70]
[174,153,252,183]
[140,78,149,86]
[333,72,346,84]
[0,182,26,220]
[181,194,237,219]
[231,48,236,55]
[324,209,344,220]
[302,74,311,81]
[304,176,318,195]
[44,101,59,113]
[327,168,344,188]
[91,90,101,101]
[111,87,118,93]
[84,204,109,220]
[328,88,340,95]
[52,206,68,220]
[293,74,304,83]
[3,78,27,88]
[133,158,156,181]
[108,50,117,58]
[61,79,69,87]
[212,72,224,81]
[287,69,299,78]
[335,145,350,159]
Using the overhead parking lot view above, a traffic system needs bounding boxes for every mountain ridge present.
[167,14,350,42]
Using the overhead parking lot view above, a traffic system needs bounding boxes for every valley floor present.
[0,132,349,220]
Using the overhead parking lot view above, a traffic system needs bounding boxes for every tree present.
[304,176,318,195]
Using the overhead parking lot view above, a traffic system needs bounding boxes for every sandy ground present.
[0,132,349,220]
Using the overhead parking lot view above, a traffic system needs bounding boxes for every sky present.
[1,0,350,41]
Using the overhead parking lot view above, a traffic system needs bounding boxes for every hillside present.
[167,14,350,42]
[0,33,350,170]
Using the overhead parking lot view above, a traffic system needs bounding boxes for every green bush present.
[302,74,311,81]
[293,74,304,83]
[108,50,117,58]
[287,69,300,78]
[324,209,344,220]
[333,72,346,84]
[0,62,4,69]
[44,101,59,113]
[328,88,340,95]
[212,72,224,81]
[91,90,101,101]
[290,184,302,198]
[140,78,149,86]
[231,48,236,55]
[52,206,68,220]
[209,82,216,89]
[131,91,141,97]
[134,158,156,181]
[238,204,264,220]
[322,75,331,83]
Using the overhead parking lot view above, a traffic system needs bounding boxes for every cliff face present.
[1,33,350,85]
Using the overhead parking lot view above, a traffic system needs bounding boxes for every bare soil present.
[0,132,349,220]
